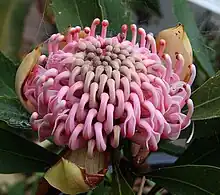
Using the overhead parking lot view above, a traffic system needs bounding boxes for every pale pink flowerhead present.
[22,18,195,156]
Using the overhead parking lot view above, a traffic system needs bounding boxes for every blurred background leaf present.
[51,0,104,33]
[0,0,32,62]
[98,0,134,34]
[37,0,55,25]
[0,174,45,195]
[7,181,25,195]
[51,0,135,35]
[129,0,161,26]
[0,51,17,97]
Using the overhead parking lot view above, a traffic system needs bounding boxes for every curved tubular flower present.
[19,18,196,156]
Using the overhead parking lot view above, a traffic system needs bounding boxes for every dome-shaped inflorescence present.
[23,18,195,157]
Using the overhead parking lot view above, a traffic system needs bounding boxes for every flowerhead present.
[18,18,196,157]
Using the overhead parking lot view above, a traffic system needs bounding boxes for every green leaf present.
[190,70,220,120]
[0,120,36,143]
[158,124,194,156]
[0,128,59,173]
[0,0,32,62]
[0,51,30,129]
[51,0,104,32]
[158,140,186,156]
[0,96,30,129]
[147,165,220,195]
[172,0,215,77]
[0,51,17,96]
[112,163,134,195]
[193,118,220,138]
[98,0,134,34]
[176,136,220,166]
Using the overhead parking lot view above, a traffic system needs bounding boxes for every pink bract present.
[23,18,195,157]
